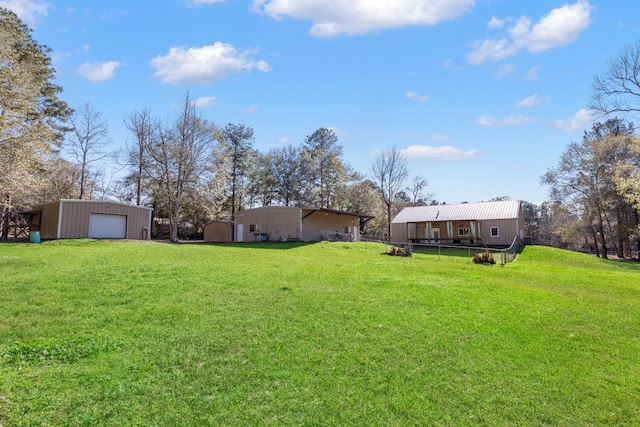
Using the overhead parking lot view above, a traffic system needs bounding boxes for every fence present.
[499,235,521,264]
[0,210,31,240]
[365,235,522,265]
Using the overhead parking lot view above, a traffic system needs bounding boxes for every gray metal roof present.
[392,200,522,223]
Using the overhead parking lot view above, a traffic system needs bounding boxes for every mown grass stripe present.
[0,240,638,425]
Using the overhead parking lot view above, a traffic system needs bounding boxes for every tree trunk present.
[1,207,9,240]
[386,202,392,241]
[170,213,179,243]
[1,195,11,240]
[598,223,608,259]
[79,163,86,199]
[604,211,621,257]
[136,163,142,206]
[635,209,640,260]
[590,226,600,257]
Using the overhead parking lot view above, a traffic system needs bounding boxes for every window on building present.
[250,224,258,232]
[458,227,470,236]
[490,227,499,237]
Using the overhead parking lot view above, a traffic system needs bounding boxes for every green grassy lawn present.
[1,240,639,426]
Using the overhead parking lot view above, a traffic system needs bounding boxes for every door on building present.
[88,213,127,239]
[431,228,440,244]
[236,223,244,242]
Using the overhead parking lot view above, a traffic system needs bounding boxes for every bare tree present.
[66,103,110,199]
[590,40,640,118]
[39,157,80,202]
[407,175,433,205]
[144,93,218,242]
[123,108,156,206]
[371,147,409,238]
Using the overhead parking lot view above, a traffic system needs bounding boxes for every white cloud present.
[404,133,452,142]
[192,96,218,107]
[495,63,515,78]
[242,105,258,114]
[519,0,592,53]
[467,0,592,64]
[477,114,536,127]
[252,0,476,36]
[0,0,48,26]
[553,108,595,132]
[441,58,463,72]
[467,38,517,64]
[525,65,541,81]
[400,144,481,160]
[76,61,122,82]
[429,134,452,142]
[186,0,225,6]
[487,16,505,29]
[150,42,271,85]
[405,91,430,102]
[328,127,348,136]
[515,94,549,109]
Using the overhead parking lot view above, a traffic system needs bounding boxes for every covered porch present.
[406,220,482,245]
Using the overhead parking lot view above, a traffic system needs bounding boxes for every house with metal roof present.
[391,200,524,246]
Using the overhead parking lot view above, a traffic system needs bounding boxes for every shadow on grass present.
[412,246,477,259]
[197,241,317,250]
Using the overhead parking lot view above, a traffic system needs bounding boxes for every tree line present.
[105,95,434,241]
[1,7,437,241]
[4,5,640,256]
[534,40,640,259]
[536,118,640,259]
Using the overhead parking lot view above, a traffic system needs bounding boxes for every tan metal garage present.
[31,199,153,240]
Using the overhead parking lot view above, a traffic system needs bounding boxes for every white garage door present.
[88,213,127,239]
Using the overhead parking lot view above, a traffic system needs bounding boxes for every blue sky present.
[4,0,640,204]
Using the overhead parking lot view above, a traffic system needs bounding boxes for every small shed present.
[31,199,153,240]
[203,220,234,243]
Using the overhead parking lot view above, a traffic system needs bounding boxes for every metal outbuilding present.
[203,220,234,243]
[391,200,524,246]
[234,206,374,242]
[31,199,153,240]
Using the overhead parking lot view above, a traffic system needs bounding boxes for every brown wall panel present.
[204,222,233,242]
[33,200,152,240]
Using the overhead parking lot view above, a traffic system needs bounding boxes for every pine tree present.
[0,7,70,208]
